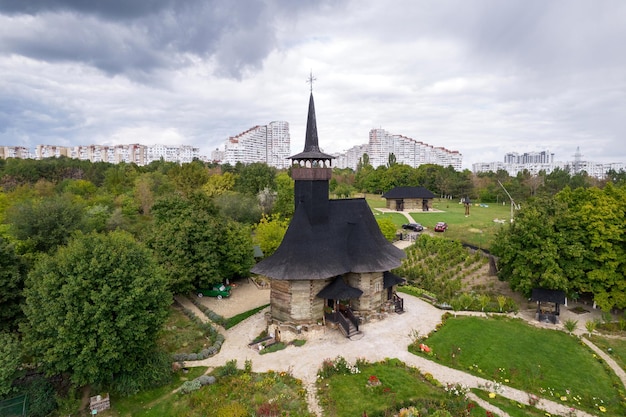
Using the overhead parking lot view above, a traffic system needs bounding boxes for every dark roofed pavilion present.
[382,186,436,211]
[252,91,406,329]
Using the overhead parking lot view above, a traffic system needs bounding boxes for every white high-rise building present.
[364,128,462,170]
[222,121,290,169]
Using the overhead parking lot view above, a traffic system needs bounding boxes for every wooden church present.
[251,91,406,336]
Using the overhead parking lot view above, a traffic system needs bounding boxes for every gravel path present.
[177,291,604,417]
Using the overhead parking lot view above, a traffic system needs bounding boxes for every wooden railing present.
[394,295,404,313]
[336,312,351,336]
[343,308,359,332]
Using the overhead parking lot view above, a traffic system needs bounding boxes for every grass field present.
[412,315,626,416]
[317,358,488,416]
[366,194,513,250]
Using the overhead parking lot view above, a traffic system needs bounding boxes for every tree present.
[493,184,626,310]
[203,172,237,197]
[376,218,397,242]
[6,195,85,253]
[214,192,262,224]
[272,172,294,217]
[21,231,170,388]
[149,193,255,293]
[253,215,290,257]
[491,197,570,295]
[0,237,24,332]
[234,162,276,196]
[0,332,20,397]
[168,161,210,196]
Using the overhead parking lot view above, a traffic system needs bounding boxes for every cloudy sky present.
[1,0,625,169]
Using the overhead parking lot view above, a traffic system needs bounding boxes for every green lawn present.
[317,359,488,416]
[589,335,626,372]
[157,305,212,354]
[471,389,552,417]
[373,211,407,228]
[412,315,626,415]
[108,366,311,417]
[366,195,513,250]
[111,367,208,417]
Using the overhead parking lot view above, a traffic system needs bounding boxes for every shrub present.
[112,349,173,396]
[216,402,248,417]
[196,375,216,386]
[215,359,239,377]
[179,379,202,394]
[12,374,57,417]
[564,319,578,335]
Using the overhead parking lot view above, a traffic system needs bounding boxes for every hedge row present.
[172,299,226,362]
[179,375,217,395]
[188,295,227,326]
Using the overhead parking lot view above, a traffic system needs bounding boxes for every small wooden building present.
[531,288,566,324]
[382,186,436,211]
[251,92,406,336]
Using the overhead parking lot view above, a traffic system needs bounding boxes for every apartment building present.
[473,149,624,179]
[222,121,291,169]
[334,128,462,171]
[3,144,198,166]
[0,146,31,159]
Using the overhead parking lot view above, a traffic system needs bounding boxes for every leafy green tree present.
[214,192,262,224]
[272,172,294,217]
[557,184,626,310]
[380,164,415,191]
[6,195,85,253]
[492,197,570,295]
[333,183,354,198]
[103,163,139,195]
[0,237,25,331]
[376,218,397,242]
[21,231,170,388]
[149,193,254,293]
[168,161,210,196]
[234,162,276,196]
[0,332,20,397]
[253,214,289,257]
[203,172,237,197]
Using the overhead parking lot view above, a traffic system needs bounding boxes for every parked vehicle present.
[402,223,424,232]
[197,284,231,299]
[434,222,448,232]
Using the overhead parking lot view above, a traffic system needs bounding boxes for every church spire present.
[303,92,322,154]
[289,77,333,163]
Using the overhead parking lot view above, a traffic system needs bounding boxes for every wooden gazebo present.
[531,288,566,324]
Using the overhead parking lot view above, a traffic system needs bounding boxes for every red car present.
[434,222,448,232]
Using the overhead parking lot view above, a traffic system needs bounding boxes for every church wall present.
[270,280,292,323]
[346,272,384,313]
[271,279,330,324]
[290,279,328,322]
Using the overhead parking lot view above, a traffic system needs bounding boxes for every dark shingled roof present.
[316,277,363,300]
[531,288,566,304]
[289,93,334,161]
[251,198,406,280]
[383,271,405,289]
[382,186,436,199]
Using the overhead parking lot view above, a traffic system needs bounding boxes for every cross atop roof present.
[306,70,316,93]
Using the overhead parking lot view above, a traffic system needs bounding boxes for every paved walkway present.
[176,292,612,417]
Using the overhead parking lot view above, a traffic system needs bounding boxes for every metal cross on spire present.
[306,70,316,93]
